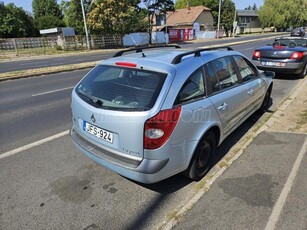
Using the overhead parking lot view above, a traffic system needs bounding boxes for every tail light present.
[144,106,181,149]
[290,52,304,60]
[253,50,261,59]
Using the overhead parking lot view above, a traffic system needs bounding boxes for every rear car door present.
[205,57,247,135]
[232,55,266,114]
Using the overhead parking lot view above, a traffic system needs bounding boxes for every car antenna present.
[142,53,146,57]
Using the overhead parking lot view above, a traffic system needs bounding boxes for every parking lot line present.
[32,86,74,97]
[265,136,307,230]
[0,130,69,160]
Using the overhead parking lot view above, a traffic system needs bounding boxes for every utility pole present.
[217,0,222,39]
[233,6,237,37]
[80,0,90,49]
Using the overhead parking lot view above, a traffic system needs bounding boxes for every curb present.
[159,76,307,230]
[0,61,98,82]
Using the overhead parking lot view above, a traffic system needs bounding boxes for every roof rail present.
[113,45,181,57]
[171,46,233,64]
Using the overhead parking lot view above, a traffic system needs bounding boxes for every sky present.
[1,0,264,13]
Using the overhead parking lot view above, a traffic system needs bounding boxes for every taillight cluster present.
[253,50,261,59]
[144,107,182,149]
[290,52,304,60]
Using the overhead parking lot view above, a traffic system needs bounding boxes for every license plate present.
[262,61,285,67]
[83,121,113,143]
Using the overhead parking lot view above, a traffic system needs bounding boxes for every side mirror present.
[264,71,275,78]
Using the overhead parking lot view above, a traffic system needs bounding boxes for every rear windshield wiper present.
[77,90,104,107]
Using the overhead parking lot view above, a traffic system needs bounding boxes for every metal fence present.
[0,35,123,51]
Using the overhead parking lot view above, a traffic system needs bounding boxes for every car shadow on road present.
[274,74,302,80]
[135,108,273,193]
[122,109,273,230]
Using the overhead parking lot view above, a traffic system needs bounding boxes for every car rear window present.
[75,65,167,111]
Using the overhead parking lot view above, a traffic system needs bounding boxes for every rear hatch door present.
[72,64,170,161]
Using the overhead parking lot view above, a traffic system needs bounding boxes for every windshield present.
[76,65,167,111]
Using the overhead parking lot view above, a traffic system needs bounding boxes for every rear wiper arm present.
[77,91,104,107]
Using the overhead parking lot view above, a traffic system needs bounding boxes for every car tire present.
[298,63,307,79]
[258,84,272,113]
[184,131,216,181]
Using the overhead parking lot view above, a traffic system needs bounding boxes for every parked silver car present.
[70,46,274,184]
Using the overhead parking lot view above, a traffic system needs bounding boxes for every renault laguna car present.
[70,45,274,184]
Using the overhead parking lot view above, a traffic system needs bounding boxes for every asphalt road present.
[0,39,303,230]
[0,32,289,74]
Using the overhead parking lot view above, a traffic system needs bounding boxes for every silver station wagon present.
[70,46,274,184]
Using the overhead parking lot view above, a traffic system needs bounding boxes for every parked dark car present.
[291,27,305,37]
[252,37,307,78]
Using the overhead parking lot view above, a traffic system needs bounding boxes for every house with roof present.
[154,6,214,42]
[155,6,214,31]
[236,10,273,34]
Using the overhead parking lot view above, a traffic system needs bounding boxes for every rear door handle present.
[247,89,254,95]
[218,102,228,111]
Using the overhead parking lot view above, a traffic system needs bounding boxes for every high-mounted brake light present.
[144,107,181,149]
[290,52,304,60]
[274,46,285,50]
[115,62,137,67]
[253,50,261,59]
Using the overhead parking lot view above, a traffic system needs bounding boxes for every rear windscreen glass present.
[76,65,167,111]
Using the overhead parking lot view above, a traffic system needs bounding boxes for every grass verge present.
[0,61,98,81]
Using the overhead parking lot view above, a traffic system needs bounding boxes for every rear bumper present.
[71,127,190,184]
[253,60,304,74]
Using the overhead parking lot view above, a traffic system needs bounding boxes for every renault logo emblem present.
[91,114,96,123]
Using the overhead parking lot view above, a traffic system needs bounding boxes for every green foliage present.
[258,0,307,29]
[61,0,86,35]
[0,2,39,38]
[87,0,147,35]
[35,15,66,30]
[220,0,235,36]
[32,0,63,19]
[175,0,205,9]
[245,4,257,10]
[32,0,65,30]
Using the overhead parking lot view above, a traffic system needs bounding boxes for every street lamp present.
[80,0,90,49]
[217,0,222,39]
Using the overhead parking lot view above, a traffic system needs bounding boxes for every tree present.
[143,0,174,44]
[61,0,88,35]
[220,0,235,36]
[87,0,147,35]
[245,4,257,10]
[35,15,66,30]
[0,2,38,38]
[32,0,64,29]
[32,0,62,19]
[175,0,205,9]
[258,0,307,30]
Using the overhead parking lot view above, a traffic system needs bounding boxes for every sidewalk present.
[161,76,307,229]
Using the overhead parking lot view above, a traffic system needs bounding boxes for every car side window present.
[176,68,206,104]
[211,57,239,90]
[204,63,221,94]
[233,55,257,82]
